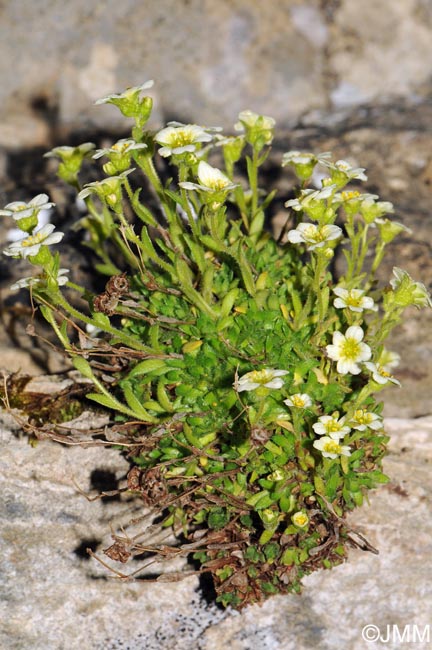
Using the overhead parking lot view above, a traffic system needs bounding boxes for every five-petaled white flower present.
[235,368,289,392]
[378,349,400,372]
[78,170,134,202]
[321,159,368,182]
[0,194,55,221]
[285,185,336,212]
[313,436,352,459]
[349,409,383,431]
[10,268,69,291]
[154,123,214,157]
[364,362,401,386]
[3,224,64,259]
[326,326,372,375]
[333,160,367,181]
[180,161,238,193]
[282,151,332,167]
[93,138,147,159]
[234,110,275,132]
[312,414,351,440]
[333,287,376,312]
[95,81,154,105]
[291,511,309,528]
[360,197,394,224]
[287,223,342,250]
[283,393,312,409]
[389,267,432,309]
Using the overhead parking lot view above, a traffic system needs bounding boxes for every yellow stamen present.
[323,440,341,455]
[341,337,361,360]
[22,232,45,247]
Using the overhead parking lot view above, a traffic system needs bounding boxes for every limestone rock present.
[1,0,431,147]
[1,412,431,649]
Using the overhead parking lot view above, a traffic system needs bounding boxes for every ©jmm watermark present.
[362,624,431,644]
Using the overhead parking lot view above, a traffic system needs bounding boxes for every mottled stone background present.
[1,2,432,649]
[0,0,431,147]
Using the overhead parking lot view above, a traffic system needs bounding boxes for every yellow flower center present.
[208,178,230,191]
[170,129,196,147]
[112,142,129,153]
[341,337,361,360]
[292,512,309,527]
[22,232,45,247]
[326,421,342,433]
[249,369,271,384]
[292,395,305,408]
[304,225,324,243]
[346,293,363,308]
[323,440,342,455]
[377,365,390,378]
[342,190,361,201]
[354,409,372,425]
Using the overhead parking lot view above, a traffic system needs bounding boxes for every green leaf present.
[175,258,217,318]
[95,262,122,275]
[131,188,157,226]
[72,356,94,379]
[200,234,226,253]
[91,312,111,329]
[122,382,159,421]
[184,235,206,273]
[156,380,174,412]
[140,227,173,273]
[218,288,239,317]
[249,210,265,237]
[235,242,256,296]
[86,392,120,409]
[127,358,169,378]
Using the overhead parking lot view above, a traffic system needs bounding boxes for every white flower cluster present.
[234,367,385,461]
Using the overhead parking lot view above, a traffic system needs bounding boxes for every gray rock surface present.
[1,7,432,644]
[0,0,432,147]
[1,410,432,650]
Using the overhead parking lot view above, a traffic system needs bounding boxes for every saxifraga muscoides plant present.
[2,81,431,608]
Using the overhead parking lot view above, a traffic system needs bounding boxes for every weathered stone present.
[1,412,431,649]
[1,0,432,147]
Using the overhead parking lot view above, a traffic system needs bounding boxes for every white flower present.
[312,414,351,440]
[378,349,400,372]
[180,161,238,193]
[364,362,401,386]
[326,326,372,375]
[376,219,411,244]
[333,287,376,312]
[154,124,213,157]
[349,409,383,431]
[95,81,154,105]
[93,138,147,159]
[285,185,336,212]
[282,151,332,167]
[321,158,367,182]
[389,267,432,309]
[283,393,312,409]
[9,268,69,291]
[235,368,289,392]
[313,436,352,459]
[334,160,367,181]
[0,194,55,220]
[291,511,309,528]
[44,142,95,162]
[360,197,394,224]
[234,110,275,132]
[3,224,64,259]
[287,223,342,250]
[78,170,134,201]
